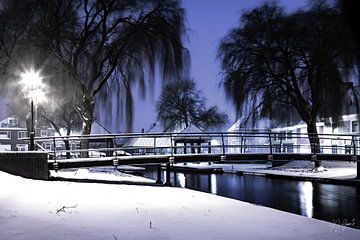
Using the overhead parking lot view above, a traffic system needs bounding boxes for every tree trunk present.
[307,120,323,168]
[64,128,71,159]
[80,96,94,158]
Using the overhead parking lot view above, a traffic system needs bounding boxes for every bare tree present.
[38,99,82,159]
[156,79,227,131]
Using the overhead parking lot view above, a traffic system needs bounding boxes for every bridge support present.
[165,163,171,186]
[156,164,163,184]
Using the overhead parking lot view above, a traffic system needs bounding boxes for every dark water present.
[143,165,360,229]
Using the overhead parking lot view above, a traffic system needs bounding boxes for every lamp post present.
[30,98,35,150]
[20,69,44,151]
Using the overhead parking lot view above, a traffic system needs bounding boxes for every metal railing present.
[30,131,360,163]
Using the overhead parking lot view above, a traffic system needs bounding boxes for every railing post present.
[221,133,225,155]
[220,133,226,162]
[239,133,243,153]
[53,137,57,162]
[269,132,273,155]
[352,135,356,155]
[170,134,174,156]
[153,136,157,155]
[113,136,117,155]
[113,136,118,170]
[166,133,174,186]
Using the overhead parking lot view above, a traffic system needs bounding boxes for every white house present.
[227,113,360,154]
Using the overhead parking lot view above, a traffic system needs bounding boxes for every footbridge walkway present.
[33,131,360,182]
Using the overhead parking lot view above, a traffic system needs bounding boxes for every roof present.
[123,135,171,147]
[123,124,209,147]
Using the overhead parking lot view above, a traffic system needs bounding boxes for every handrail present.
[22,130,360,142]
[30,131,360,160]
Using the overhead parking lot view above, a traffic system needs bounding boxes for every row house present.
[0,116,55,151]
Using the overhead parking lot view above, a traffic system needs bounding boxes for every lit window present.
[0,131,11,139]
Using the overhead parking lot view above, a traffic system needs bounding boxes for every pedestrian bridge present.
[33,131,360,180]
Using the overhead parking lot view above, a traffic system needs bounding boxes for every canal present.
[144,165,360,229]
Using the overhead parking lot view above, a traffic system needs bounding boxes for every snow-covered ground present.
[175,161,358,180]
[50,167,154,184]
[1,170,359,240]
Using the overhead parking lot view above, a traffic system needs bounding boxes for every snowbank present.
[50,167,154,183]
[0,170,359,240]
[175,162,357,180]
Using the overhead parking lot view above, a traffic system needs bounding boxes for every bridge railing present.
[31,131,360,162]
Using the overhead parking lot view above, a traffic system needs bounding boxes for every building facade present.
[227,114,360,154]
[0,116,55,151]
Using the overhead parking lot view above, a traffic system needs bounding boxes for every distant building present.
[0,116,55,151]
[227,113,360,154]
[0,116,29,151]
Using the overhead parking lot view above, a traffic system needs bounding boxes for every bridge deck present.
[48,153,359,170]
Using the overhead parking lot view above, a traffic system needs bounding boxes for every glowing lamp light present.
[19,68,46,151]
[20,69,44,93]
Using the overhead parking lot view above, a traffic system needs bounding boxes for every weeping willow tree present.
[22,0,189,156]
[218,2,359,168]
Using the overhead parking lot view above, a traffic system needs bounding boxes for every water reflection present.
[210,174,217,194]
[144,166,360,229]
[299,182,313,218]
[177,173,186,188]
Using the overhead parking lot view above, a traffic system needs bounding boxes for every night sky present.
[131,0,310,132]
[0,0,310,133]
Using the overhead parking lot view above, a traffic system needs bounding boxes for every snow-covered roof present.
[123,135,171,147]
[227,119,270,132]
[123,124,211,147]
[178,124,204,133]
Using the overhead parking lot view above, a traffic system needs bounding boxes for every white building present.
[228,114,360,154]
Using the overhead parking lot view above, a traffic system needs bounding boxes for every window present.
[16,144,27,151]
[40,130,47,137]
[0,131,11,139]
[8,118,18,126]
[42,142,52,150]
[18,131,28,139]
[0,144,11,151]
[339,121,350,133]
[352,121,359,133]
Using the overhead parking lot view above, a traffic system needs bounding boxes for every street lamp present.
[19,69,45,151]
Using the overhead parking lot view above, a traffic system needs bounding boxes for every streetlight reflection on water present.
[299,181,314,218]
[19,68,46,150]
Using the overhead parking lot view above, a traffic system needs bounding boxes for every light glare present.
[19,68,46,103]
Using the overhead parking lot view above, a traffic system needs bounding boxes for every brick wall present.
[0,152,48,180]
